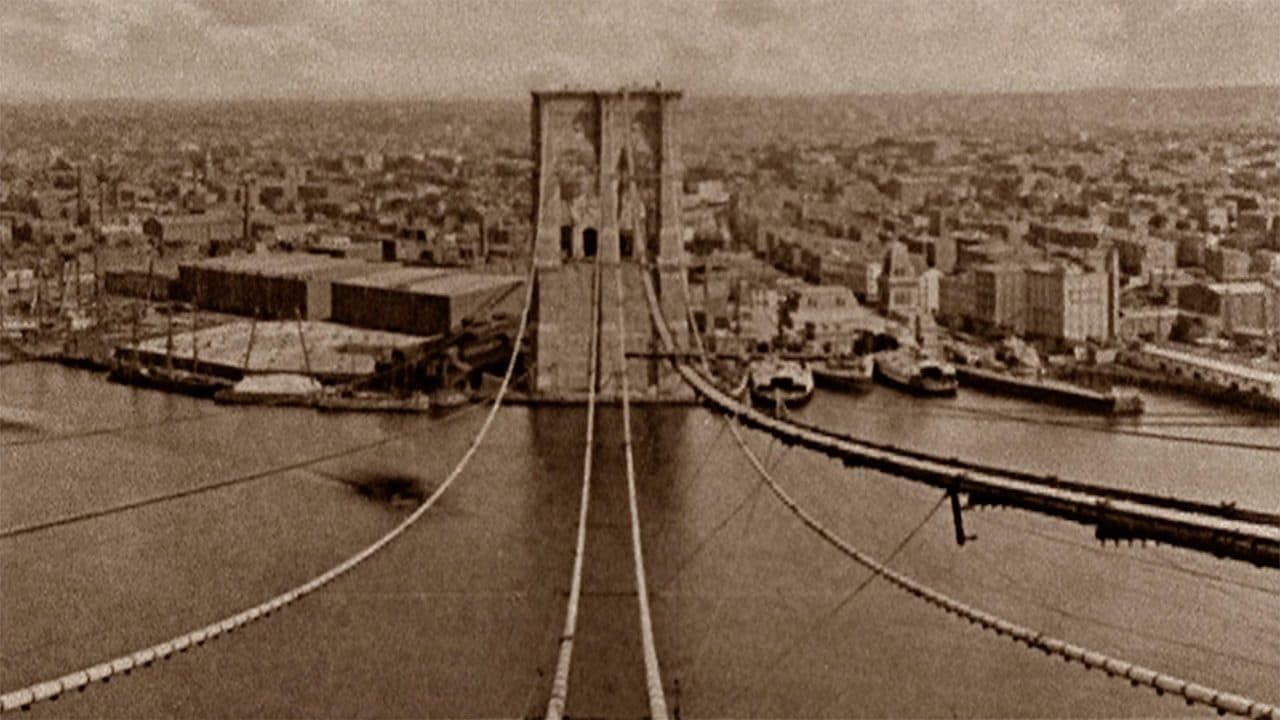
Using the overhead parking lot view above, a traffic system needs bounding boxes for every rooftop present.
[411,273,523,297]
[182,253,373,278]
[1142,344,1280,385]
[336,265,452,290]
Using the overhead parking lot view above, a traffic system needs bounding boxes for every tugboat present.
[874,348,958,397]
[811,355,874,392]
[748,357,815,410]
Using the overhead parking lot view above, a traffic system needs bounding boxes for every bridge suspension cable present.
[724,418,1278,719]
[645,271,1278,717]
[543,260,602,720]
[652,273,1280,564]
[616,264,671,720]
[0,263,536,715]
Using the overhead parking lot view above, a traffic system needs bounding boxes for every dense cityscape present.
[2,88,1279,409]
[2,3,1279,717]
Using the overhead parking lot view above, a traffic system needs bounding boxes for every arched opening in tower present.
[620,230,634,259]
[560,225,573,259]
[583,227,598,258]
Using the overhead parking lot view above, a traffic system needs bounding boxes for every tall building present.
[878,242,919,316]
[972,264,1026,334]
[1024,263,1111,343]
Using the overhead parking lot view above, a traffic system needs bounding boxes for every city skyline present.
[2,0,1279,101]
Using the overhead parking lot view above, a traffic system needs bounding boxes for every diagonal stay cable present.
[543,258,602,720]
[723,418,1279,720]
[670,477,765,707]
[641,249,1277,718]
[0,409,225,449]
[0,262,536,715]
[731,490,947,712]
[0,405,483,541]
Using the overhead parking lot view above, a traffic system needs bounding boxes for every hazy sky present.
[2,0,1278,100]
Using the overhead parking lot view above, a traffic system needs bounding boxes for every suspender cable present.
[615,264,671,720]
[544,259,602,719]
[0,263,537,715]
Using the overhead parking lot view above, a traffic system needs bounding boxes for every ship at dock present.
[874,348,958,397]
[748,357,815,409]
[811,354,875,392]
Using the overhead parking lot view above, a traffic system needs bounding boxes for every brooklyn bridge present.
[1,89,1277,719]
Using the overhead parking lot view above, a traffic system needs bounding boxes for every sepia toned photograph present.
[1,1,1278,717]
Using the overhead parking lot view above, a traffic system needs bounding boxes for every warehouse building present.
[178,254,374,320]
[331,268,524,337]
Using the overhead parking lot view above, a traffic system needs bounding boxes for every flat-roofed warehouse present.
[332,269,525,337]
[179,254,375,320]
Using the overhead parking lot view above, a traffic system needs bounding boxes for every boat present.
[314,391,432,413]
[108,362,230,398]
[213,373,322,406]
[811,355,874,392]
[954,363,1144,416]
[748,357,815,409]
[874,348,958,397]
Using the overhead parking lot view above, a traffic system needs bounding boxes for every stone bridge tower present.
[529,87,690,399]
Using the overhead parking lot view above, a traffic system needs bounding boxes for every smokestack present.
[1107,244,1120,342]
[242,175,253,248]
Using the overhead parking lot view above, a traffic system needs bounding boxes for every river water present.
[1,362,1277,718]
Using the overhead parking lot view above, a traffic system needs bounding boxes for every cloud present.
[196,0,301,28]
[715,0,794,29]
[0,0,1275,100]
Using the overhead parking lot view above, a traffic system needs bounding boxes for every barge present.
[956,364,1144,416]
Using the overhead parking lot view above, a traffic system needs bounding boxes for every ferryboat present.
[748,357,815,410]
[874,348,958,397]
[811,355,874,392]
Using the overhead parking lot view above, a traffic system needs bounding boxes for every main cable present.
[616,263,671,720]
[723,418,1278,719]
[0,262,537,715]
[543,259,602,719]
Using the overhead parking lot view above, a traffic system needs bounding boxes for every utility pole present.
[295,307,312,377]
[242,308,258,374]
[190,294,199,373]
[241,173,254,249]
[165,303,174,371]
